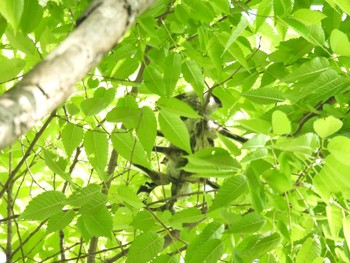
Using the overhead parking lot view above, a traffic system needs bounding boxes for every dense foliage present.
[1,0,350,262]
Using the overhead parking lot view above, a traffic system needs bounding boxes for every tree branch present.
[0,0,156,150]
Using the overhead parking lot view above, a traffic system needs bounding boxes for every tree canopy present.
[1,0,350,262]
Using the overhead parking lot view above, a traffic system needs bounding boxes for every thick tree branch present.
[0,0,156,150]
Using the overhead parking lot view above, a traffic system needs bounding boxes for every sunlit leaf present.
[131,210,156,231]
[111,131,151,169]
[210,176,247,211]
[127,231,164,263]
[237,233,281,261]
[183,147,241,177]
[169,207,203,227]
[263,169,291,193]
[223,15,249,55]
[313,116,343,138]
[187,239,224,263]
[20,191,66,220]
[243,87,285,104]
[229,212,266,233]
[84,130,108,177]
[158,109,191,153]
[144,65,167,97]
[116,185,145,209]
[66,184,104,207]
[295,238,321,263]
[343,216,350,251]
[137,106,157,155]
[272,110,291,135]
[20,0,43,33]
[182,60,205,98]
[327,136,350,165]
[0,0,24,31]
[62,123,84,157]
[164,53,181,97]
[156,97,201,118]
[80,205,113,238]
[326,205,343,239]
[273,133,319,155]
[47,210,75,233]
[282,57,330,83]
[0,56,25,83]
[186,222,225,262]
[331,0,350,15]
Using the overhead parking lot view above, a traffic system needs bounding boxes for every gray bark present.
[0,0,156,150]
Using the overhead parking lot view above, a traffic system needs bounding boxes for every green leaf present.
[0,0,24,31]
[241,148,269,163]
[19,0,43,33]
[223,15,249,55]
[326,205,343,238]
[227,42,250,71]
[279,17,325,46]
[210,175,247,211]
[343,216,350,251]
[295,238,321,263]
[20,191,66,220]
[43,150,70,181]
[272,110,291,135]
[158,109,191,153]
[137,107,157,155]
[289,70,348,103]
[246,166,265,213]
[47,210,75,233]
[187,239,224,263]
[273,133,319,155]
[77,216,93,241]
[292,9,327,25]
[156,97,202,118]
[84,130,108,177]
[238,119,271,134]
[332,0,350,15]
[106,107,142,128]
[111,131,151,169]
[5,28,37,56]
[229,212,266,233]
[169,207,203,227]
[0,56,25,83]
[282,57,330,83]
[182,0,214,23]
[80,205,113,238]
[183,147,241,177]
[116,185,145,209]
[185,222,225,262]
[144,65,167,97]
[243,87,285,104]
[313,116,343,138]
[238,233,281,261]
[81,88,116,116]
[255,0,273,31]
[330,29,350,56]
[164,53,181,97]
[110,55,140,79]
[182,60,205,98]
[66,184,105,207]
[152,255,178,263]
[262,169,292,193]
[274,0,293,16]
[62,123,84,157]
[327,136,350,165]
[313,155,350,200]
[127,231,164,263]
[131,210,156,231]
